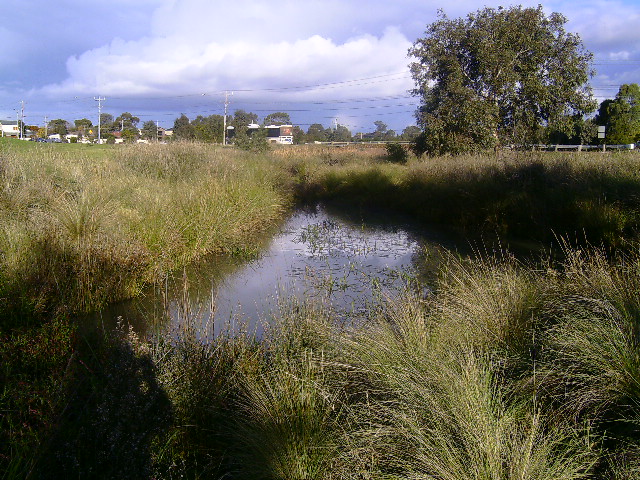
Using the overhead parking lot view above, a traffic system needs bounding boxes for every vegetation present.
[291,147,640,249]
[596,83,640,145]
[3,139,640,478]
[409,6,596,154]
[20,243,640,478]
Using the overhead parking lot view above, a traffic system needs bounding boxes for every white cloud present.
[39,24,413,102]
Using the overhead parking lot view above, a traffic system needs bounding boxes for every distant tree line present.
[171,110,421,144]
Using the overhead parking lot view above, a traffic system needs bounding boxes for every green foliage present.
[140,120,158,140]
[263,111,291,126]
[232,109,259,129]
[328,124,352,142]
[306,123,328,143]
[385,142,408,164]
[400,125,421,141]
[47,118,69,136]
[410,6,596,154]
[192,114,224,143]
[172,113,195,140]
[234,127,270,152]
[597,83,640,144]
[115,112,140,129]
[299,152,640,248]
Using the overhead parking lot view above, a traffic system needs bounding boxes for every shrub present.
[384,142,408,164]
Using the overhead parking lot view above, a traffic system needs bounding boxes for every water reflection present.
[91,204,451,339]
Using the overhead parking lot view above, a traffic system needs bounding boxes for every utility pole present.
[156,120,160,142]
[222,91,233,145]
[44,116,48,138]
[19,101,25,139]
[94,96,106,144]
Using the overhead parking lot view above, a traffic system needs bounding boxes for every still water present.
[92,204,455,339]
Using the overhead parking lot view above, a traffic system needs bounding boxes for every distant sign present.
[598,125,606,139]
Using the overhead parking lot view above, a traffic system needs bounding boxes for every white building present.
[0,120,20,138]
[266,124,294,144]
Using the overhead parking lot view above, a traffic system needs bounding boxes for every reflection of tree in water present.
[36,324,172,479]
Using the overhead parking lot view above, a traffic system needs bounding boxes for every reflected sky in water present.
[91,204,450,339]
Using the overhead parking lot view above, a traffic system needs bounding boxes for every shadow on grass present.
[30,326,172,479]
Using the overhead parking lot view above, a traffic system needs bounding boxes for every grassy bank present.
[3,140,640,477]
[282,146,640,248]
[0,139,288,474]
[25,245,640,478]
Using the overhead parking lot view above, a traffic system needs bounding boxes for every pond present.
[90,204,463,340]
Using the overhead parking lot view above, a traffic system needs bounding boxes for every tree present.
[73,118,92,139]
[173,114,195,140]
[48,119,69,136]
[263,112,291,126]
[231,110,259,129]
[292,126,306,144]
[141,120,159,141]
[192,114,224,143]
[373,120,388,140]
[400,125,421,141]
[99,113,115,133]
[328,124,352,142]
[74,118,93,130]
[596,83,640,144]
[306,123,328,143]
[234,127,269,152]
[115,112,140,130]
[409,6,595,155]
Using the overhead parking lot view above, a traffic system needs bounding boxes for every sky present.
[1,0,639,133]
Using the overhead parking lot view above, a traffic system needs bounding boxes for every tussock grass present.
[0,140,287,474]
[293,150,640,248]
[4,140,640,477]
[16,243,640,478]
[0,140,287,319]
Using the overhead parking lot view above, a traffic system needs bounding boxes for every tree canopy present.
[596,83,640,144]
[48,119,69,136]
[263,112,291,126]
[141,120,159,140]
[409,5,595,155]
[232,110,259,128]
[173,114,195,140]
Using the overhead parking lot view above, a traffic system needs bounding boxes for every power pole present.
[19,101,25,139]
[94,96,106,144]
[156,120,160,142]
[222,91,232,145]
[44,116,48,138]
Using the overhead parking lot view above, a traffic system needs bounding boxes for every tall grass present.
[4,140,640,477]
[97,246,636,478]
[290,149,640,248]
[0,140,287,475]
[0,140,287,318]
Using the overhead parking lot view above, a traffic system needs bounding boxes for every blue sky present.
[1,0,639,133]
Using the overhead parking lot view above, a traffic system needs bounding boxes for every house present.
[266,125,294,144]
[0,120,20,138]
[227,124,295,145]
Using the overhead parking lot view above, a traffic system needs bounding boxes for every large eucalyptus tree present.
[409,6,596,155]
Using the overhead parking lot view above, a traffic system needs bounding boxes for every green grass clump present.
[14,244,640,479]
[289,149,640,248]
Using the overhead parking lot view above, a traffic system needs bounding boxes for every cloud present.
[38,26,413,102]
